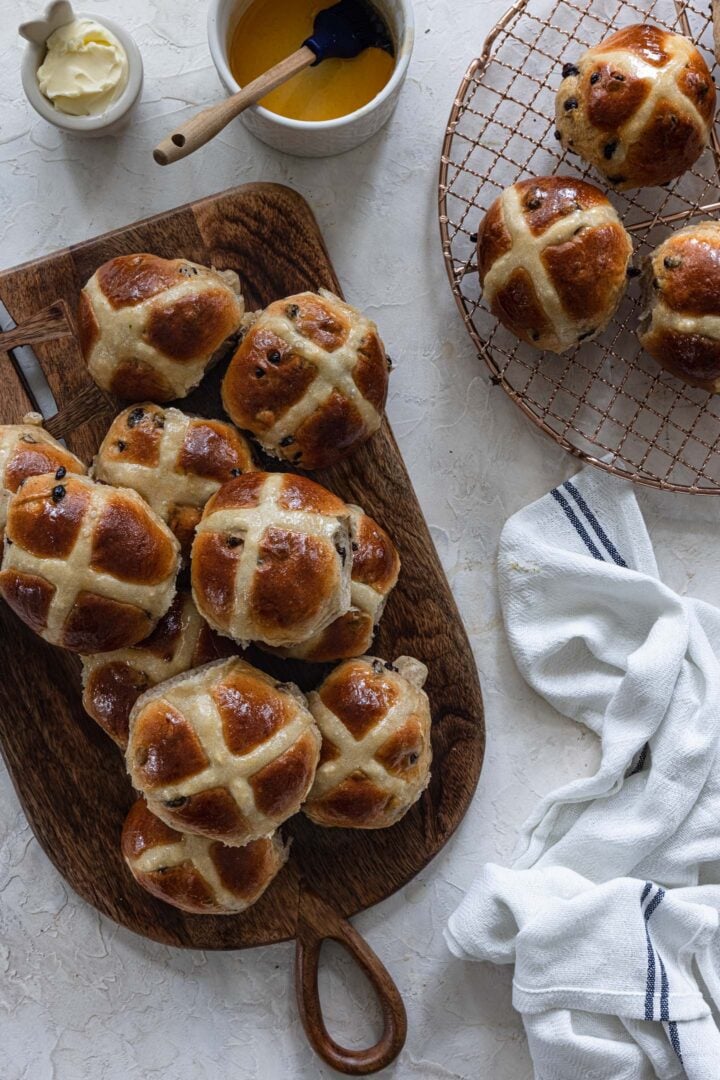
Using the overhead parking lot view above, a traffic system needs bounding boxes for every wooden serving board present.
[0,183,484,1072]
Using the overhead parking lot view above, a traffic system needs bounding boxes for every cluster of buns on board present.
[478,23,720,394]
[0,254,433,916]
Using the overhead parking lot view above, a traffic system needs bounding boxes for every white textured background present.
[2,1,719,1077]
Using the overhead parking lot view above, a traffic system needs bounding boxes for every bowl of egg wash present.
[208,0,414,156]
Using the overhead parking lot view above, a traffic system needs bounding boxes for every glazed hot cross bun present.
[79,254,245,403]
[191,472,352,649]
[122,798,287,915]
[556,24,715,190]
[221,290,389,470]
[0,418,85,536]
[82,592,237,748]
[478,176,632,353]
[267,505,400,662]
[639,222,720,392]
[126,658,321,845]
[92,404,255,554]
[303,655,432,829]
[0,473,179,652]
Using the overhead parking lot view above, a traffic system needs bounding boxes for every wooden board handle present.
[294,889,407,1075]
[0,301,73,353]
[153,46,316,166]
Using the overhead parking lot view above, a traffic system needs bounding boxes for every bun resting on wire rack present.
[555,24,715,191]
[78,254,245,403]
[639,222,720,393]
[477,176,632,353]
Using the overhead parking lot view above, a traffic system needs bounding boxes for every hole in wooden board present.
[0,299,60,423]
[317,939,383,1049]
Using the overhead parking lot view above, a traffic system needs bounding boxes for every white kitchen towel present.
[446,465,720,1079]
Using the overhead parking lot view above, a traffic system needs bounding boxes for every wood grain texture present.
[0,182,485,950]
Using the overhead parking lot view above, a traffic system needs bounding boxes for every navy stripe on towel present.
[668,1021,683,1063]
[550,488,604,561]
[563,480,628,567]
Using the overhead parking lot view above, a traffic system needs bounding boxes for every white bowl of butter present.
[20,2,143,136]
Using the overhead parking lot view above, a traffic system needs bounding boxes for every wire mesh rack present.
[439,0,720,493]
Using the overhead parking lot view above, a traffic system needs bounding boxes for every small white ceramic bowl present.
[208,0,414,157]
[21,11,144,138]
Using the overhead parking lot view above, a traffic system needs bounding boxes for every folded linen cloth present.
[446,465,720,1078]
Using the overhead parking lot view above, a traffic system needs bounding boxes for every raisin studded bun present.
[266,505,400,663]
[92,404,255,555]
[478,176,632,353]
[191,472,352,649]
[82,592,237,748]
[0,473,179,653]
[122,798,287,915]
[0,418,85,536]
[79,254,245,403]
[639,222,720,392]
[303,655,432,829]
[556,24,715,190]
[221,290,389,470]
[126,658,321,845]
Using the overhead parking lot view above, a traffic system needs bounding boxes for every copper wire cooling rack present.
[439,0,720,493]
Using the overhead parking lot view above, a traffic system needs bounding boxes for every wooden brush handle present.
[294,889,407,1075]
[154,46,316,166]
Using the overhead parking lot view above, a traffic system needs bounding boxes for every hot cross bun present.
[82,592,237,748]
[478,176,632,353]
[122,797,287,915]
[0,418,85,537]
[556,25,715,190]
[266,505,400,662]
[303,655,432,829]
[221,290,389,470]
[79,254,245,403]
[92,404,255,555]
[639,222,720,392]
[0,473,179,652]
[126,657,321,845]
[191,472,352,649]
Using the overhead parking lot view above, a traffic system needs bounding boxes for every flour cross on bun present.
[93,404,255,554]
[266,504,400,662]
[478,176,632,354]
[191,471,352,649]
[304,655,432,829]
[221,290,389,470]
[79,254,245,403]
[0,419,86,536]
[122,797,287,915]
[0,473,180,653]
[126,657,321,846]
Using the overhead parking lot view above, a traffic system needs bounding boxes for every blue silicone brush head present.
[304,0,394,65]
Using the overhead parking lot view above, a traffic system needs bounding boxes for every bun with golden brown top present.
[0,419,86,537]
[221,290,389,470]
[555,24,715,190]
[79,253,245,403]
[191,471,352,650]
[92,403,255,556]
[303,655,432,830]
[478,176,632,354]
[639,221,720,392]
[0,473,179,653]
[122,797,287,915]
[126,657,321,846]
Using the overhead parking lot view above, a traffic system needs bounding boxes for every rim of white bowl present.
[207,0,415,131]
[21,12,144,132]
